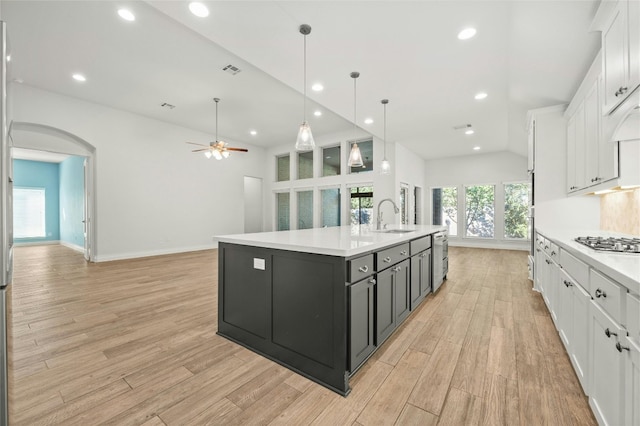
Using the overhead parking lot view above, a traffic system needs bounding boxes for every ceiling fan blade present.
[191,148,210,152]
[226,148,249,152]
[186,141,210,147]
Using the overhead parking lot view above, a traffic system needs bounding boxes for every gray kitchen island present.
[216,224,446,396]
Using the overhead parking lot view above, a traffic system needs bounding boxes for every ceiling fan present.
[187,98,248,160]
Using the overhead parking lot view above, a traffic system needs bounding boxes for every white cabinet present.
[601,0,640,114]
[589,302,625,426]
[623,336,640,426]
[567,115,578,192]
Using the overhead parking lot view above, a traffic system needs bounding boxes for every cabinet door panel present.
[395,260,410,324]
[349,277,376,372]
[376,268,395,345]
[603,3,627,113]
[571,281,590,394]
[421,249,431,298]
[625,337,640,426]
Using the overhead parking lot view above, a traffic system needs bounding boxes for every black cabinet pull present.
[545,259,551,265]
[595,288,607,298]
[605,328,618,338]
[400,250,407,256]
[563,280,572,287]
[616,342,630,352]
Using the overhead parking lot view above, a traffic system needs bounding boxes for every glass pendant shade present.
[295,121,315,151]
[212,150,223,160]
[222,150,230,158]
[204,151,212,159]
[348,143,364,167]
[380,158,391,174]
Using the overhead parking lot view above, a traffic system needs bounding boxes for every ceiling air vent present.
[160,102,175,109]
[223,64,242,75]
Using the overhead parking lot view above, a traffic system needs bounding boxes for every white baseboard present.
[60,241,85,253]
[94,244,216,262]
[14,240,59,247]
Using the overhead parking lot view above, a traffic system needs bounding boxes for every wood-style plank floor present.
[7,244,596,425]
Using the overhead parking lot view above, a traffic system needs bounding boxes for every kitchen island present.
[216,224,446,395]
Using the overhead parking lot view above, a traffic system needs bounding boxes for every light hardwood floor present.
[7,244,596,425]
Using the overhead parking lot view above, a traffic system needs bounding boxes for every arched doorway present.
[9,122,97,261]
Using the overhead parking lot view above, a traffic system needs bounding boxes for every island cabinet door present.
[349,276,376,372]
[395,259,411,325]
[376,267,396,345]
[410,250,431,310]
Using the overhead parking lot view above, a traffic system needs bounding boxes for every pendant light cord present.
[303,33,307,123]
[353,75,357,138]
[215,100,218,142]
[383,102,387,158]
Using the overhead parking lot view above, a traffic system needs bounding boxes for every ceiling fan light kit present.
[295,24,315,152]
[187,97,248,160]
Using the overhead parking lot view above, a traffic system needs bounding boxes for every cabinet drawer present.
[549,242,560,262]
[410,236,431,255]
[591,269,626,325]
[348,254,374,283]
[560,249,589,286]
[627,292,640,345]
[376,243,410,271]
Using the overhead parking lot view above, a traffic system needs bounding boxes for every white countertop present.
[537,228,640,294]
[216,225,447,257]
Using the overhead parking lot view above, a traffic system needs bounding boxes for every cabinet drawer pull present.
[358,265,369,273]
[545,259,551,265]
[551,251,556,256]
[393,266,401,272]
[544,245,549,250]
[421,252,428,258]
[383,256,392,263]
[615,86,628,97]
[563,280,572,287]
[605,328,617,338]
[400,250,407,256]
[368,278,376,285]
[595,288,607,298]
[616,342,630,352]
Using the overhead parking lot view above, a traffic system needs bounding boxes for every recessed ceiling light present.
[314,110,322,117]
[250,130,257,136]
[72,73,86,82]
[364,118,374,125]
[465,129,475,135]
[311,83,324,92]
[458,28,477,40]
[474,92,488,100]
[473,146,481,150]
[117,9,135,21]
[189,2,209,17]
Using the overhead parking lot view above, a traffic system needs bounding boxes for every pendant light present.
[348,71,364,167]
[380,99,391,174]
[295,24,315,151]
[211,98,223,160]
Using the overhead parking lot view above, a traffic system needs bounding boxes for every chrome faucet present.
[376,198,400,230]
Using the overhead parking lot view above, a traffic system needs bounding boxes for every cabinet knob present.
[615,86,629,97]
[595,288,607,298]
[545,259,551,265]
[368,278,376,285]
[421,252,428,258]
[605,328,618,338]
[551,251,556,256]
[393,266,401,272]
[616,342,630,352]
[400,250,407,256]
[563,280,572,287]
[383,256,392,263]
[358,265,369,273]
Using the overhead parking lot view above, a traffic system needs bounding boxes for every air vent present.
[453,124,472,130]
[160,102,175,109]
[223,64,242,75]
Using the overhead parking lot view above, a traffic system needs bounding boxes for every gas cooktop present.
[575,236,640,254]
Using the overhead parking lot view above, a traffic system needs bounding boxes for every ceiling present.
[3,0,601,160]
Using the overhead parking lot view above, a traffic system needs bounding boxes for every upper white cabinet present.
[599,0,640,114]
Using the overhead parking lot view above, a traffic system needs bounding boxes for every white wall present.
[395,142,426,224]
[11,84,266,261]
[424,151,531,250]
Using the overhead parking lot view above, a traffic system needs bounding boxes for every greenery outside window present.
[322,146,341,177]
[298,151,313,179]
[465,185,494,238]
[276,155,290,182]
[350,186,373,225]
[297,190,313,229]
[432,187,457,236]
[504,182,530,239]
[321,188,341,227]
[276,192,290,231]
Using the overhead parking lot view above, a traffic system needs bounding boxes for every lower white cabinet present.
[624,336,640,426]
[589,302,625,426]
[570,280,591,394]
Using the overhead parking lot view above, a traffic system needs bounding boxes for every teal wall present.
[13,159,60,242]
[59,156,85,248]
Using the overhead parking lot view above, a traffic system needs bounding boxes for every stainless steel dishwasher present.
[432,231,447,292]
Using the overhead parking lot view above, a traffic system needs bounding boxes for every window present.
[322,145,341,177]
[297,190,313,229]
[350,186,373,225]
[349,139,373,174]
[298,151,313,179]
[432,187,458,236]
[276,155,290,182]
[321,188,341,227]
[504,182,531,239]
[465,185,495,238]
[276,192,290,231]
[14,187,46,238]
[400,184,409,225]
